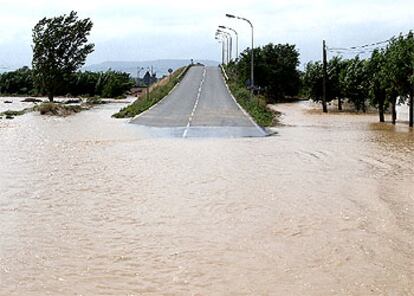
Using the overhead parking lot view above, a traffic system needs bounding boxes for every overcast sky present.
[0,0,413,68]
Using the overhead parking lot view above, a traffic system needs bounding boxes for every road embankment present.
[112,65,191,119]
[220,65,278,127]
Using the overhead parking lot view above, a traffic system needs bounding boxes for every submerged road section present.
[130,65,267,137]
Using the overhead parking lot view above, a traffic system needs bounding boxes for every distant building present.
[143,71,157,86]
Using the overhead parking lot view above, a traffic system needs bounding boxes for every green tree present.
[302,61,324,103]
[235,43,300,102]
[66,71,100,97]
[366,49,388,122]
[342,57,369,112]
[0,67,34,95]
[32,11,94,102]
[100,71,134,98]
[327,56,348,111]
[302,57,349,111]
[384,32,414,126]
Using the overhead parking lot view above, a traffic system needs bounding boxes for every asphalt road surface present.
[131,65,267,138]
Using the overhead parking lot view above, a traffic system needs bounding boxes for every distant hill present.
[83,59,219,77]
[0,65,18,73]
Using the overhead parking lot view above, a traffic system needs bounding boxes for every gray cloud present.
[0,0,412,68]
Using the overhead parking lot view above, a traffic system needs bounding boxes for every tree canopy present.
[0,68,134,98]
[302,31,414,125]
[32,11,94,101]
[231,43,301,102]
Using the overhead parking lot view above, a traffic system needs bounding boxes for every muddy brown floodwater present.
[0,100,413,295]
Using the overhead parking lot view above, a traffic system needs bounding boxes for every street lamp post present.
[215,36,225,65]
[217,28,233,62]
[219,25,238,60]
[217,30,232,63]
[226,13,254,97]
[216,31,227,63]
[215,32,225,64]
[216,31,227,64]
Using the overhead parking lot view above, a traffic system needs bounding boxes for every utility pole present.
[322,40,328,113]
[409,33,414,126]
[410,87,413,127]
[251,22,254,97]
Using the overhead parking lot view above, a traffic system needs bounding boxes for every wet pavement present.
[130,65,267,138]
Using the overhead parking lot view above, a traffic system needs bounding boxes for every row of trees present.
[0,67,134,98]
[227,43,301,103]
[0,11,135,100]
[0,67,33,95]
[302,32,414,125]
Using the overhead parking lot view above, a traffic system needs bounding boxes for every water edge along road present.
[131,65,267,138]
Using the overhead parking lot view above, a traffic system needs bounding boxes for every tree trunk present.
[354,102,359,112]
[378,102,385,122]
[322,101,327,113]
[48,92,54,102]
[409,87,413,128]
[338,97,342,111]
[378,91,385,123]
[392,98,397,125]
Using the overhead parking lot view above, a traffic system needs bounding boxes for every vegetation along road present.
[131,65,267,138]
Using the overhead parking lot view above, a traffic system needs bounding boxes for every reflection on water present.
[0,101,413,295]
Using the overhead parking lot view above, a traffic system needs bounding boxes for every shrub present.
[37,102,82,116]
[1,110,25,116]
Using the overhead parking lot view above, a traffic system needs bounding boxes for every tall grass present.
[226,81,274,127]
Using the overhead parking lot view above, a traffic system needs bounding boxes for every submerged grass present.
[36,102,83,116]
[112,66,190,118]
[1,110,26,117]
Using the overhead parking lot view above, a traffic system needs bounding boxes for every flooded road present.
[0,100,413,295]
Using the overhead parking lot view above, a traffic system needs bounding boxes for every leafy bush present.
[0,68,134,99]
[100,71,134,98]
[232,43,301,102]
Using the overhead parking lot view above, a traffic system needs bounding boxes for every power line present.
[326,30,412,52]
[329,50,377,56]
[328,39,391,51]
[327,45,388,55]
